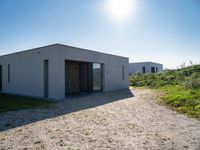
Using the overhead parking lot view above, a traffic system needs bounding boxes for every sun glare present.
[105,0,136,25]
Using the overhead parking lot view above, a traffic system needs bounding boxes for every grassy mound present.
[129,65,200,118]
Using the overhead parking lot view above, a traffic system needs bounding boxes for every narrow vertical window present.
[142,67,146,74]
[0,65,2,91]
[122,65,124,80]
[44,60,49,98]
[92,63,103,91]
[151,67,156,73]
[8,64,10,82]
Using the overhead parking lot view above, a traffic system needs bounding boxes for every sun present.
[105,0,136,25]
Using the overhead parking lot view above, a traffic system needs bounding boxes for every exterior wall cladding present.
[0,44,129,100]
[129,62,163,75]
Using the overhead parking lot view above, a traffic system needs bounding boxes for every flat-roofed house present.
[0,44,129,100]
[129,62,163,75]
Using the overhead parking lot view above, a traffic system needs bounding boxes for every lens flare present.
[105,0,136,25]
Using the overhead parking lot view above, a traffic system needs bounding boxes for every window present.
[142,67,146,74]
[0,65,2,91]
[92,63,103,91]
[8,64,10,82]
[156,67,158,72]
[122,65,124,80]
[151,67,156,73]
[44,60,48,97]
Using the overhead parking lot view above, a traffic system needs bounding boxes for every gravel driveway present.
[0,88,200,150]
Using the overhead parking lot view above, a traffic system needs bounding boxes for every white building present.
[129,62,163,75]
[0,44,129,100]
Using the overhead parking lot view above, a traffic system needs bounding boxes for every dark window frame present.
[142,66,146,74]
[8,64,10,82]
[156,67,158,72]
[44,60,49,98]
[0,65,2,91]
[122,65,125,80]
[151,67,156,73]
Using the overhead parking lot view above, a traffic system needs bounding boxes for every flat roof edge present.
[129,62,163,65]
[0,43,129,59]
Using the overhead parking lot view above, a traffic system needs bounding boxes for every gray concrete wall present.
[0,44,129,100]
[129,62,163,75]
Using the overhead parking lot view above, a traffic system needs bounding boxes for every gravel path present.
[0,88,200,150]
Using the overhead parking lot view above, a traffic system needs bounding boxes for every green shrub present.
[160,85,200,118]
[129,65,200,118]
[183,73,200,89]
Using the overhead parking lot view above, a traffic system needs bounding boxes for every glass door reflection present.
[92,63,103,91]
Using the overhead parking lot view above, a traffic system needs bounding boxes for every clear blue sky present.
[0,0,199,68]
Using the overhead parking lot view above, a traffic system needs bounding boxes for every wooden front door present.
[65,61,80,94]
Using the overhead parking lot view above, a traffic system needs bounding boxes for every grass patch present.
[0,94,52,114]
[129,64,200,119]
[159,85,200,118]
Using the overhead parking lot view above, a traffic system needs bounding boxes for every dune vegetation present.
[129,65,200,118]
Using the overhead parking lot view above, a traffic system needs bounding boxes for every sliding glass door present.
[92,63,103,92]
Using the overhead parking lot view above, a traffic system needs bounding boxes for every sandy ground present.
[0,88,200,150]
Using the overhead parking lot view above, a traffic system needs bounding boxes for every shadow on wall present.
[0,89,133,132]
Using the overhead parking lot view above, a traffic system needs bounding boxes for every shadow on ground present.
[0,89,133,132]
